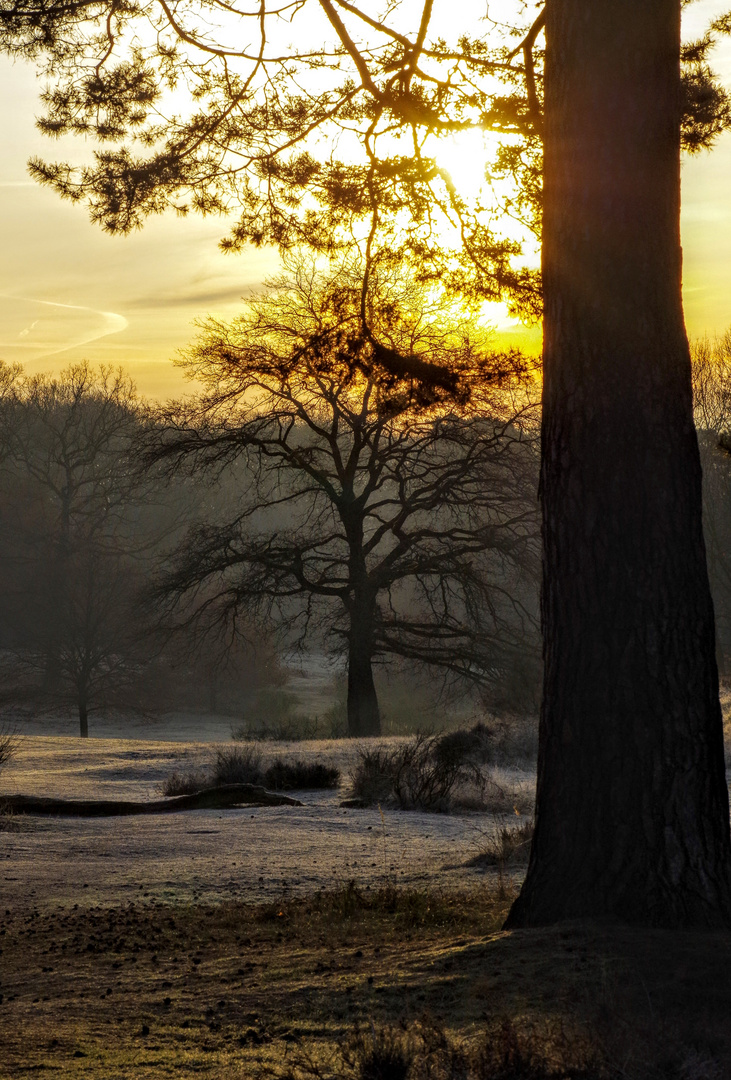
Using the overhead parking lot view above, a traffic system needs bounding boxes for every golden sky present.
[1,0,730,399]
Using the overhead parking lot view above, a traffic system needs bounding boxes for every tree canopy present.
[0,1,728,327]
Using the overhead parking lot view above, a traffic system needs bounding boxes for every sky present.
[1,1,731,400]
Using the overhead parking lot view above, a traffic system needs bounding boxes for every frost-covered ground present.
[1,726,535,912]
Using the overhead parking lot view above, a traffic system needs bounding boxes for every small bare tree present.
[147,263,540,737]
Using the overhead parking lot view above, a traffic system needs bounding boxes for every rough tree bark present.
[506,0,731,927]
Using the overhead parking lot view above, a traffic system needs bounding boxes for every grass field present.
[3,886,731,1078]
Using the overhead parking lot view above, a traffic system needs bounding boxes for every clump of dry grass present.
[212,744,264,786]
[468,818,535,870]
[272,1017,603,1080]
[161,768,210,796]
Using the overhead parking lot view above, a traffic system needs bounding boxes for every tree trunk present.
[79,697,88,739]
[506,0,731,928]
[346,595,381,737]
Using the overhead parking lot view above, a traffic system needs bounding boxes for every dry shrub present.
[433,722,493,768]
[263,759,340,791]
[349,746,399,805]
[232,714,321,741]
[349,731,488,813]
[162,745,339,795]
[489,714,539,764]
[212,744,263,786]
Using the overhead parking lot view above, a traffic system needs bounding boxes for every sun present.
[431,129,492,201]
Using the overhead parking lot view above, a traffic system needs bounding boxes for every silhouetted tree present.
[147,264,539,736]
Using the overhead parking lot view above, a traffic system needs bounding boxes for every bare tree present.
[147,264,540,736]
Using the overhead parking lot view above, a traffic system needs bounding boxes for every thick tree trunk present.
[346,596,381,737]
[506,0,731,928]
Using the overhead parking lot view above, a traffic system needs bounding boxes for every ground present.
[3,718,731,1078]
[0,729,533,907]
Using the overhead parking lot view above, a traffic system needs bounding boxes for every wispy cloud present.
[126,285,253,311]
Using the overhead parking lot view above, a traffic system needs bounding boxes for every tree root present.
[0,784,303,817]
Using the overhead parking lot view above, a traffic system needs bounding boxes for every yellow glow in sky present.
[0,1,730,397]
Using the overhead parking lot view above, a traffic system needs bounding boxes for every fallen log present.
[0,784,303,817]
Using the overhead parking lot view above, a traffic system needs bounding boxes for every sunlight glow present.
[433,129,492,201]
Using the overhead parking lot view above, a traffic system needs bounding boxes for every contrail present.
[0,294,129,357]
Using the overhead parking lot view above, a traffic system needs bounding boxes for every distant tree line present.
[0,362,281,736]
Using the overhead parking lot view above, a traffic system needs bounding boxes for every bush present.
[490,714,539,764]
[211,744,263,786]
[432,722,492,768]
[263,759,340,791]
[232,688,323,741]
[349,732,488,813]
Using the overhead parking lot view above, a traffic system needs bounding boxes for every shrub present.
[232,714,322,741]
[263,759,340,790]
[211,744,263,786]
[349,732,487,813]
[349,746,399,806]
[489,714,540,764]
[161,745,339,796]
[432,722,493,768]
